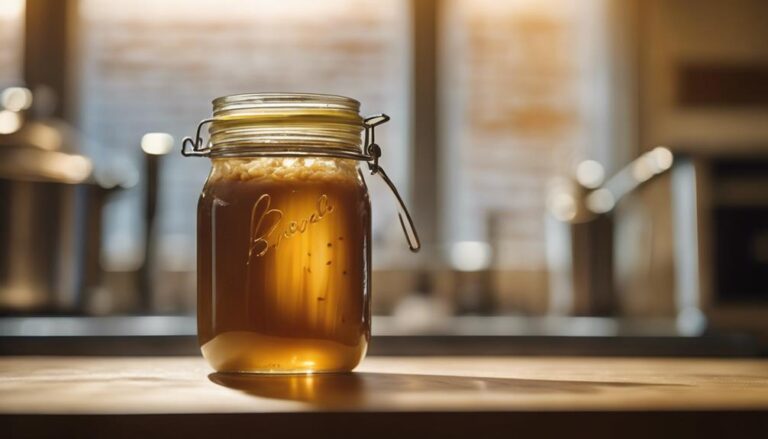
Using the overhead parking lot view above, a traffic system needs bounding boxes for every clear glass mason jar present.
[182,93,419,374]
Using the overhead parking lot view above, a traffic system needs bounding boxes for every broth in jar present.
[183,93,419,374]
[197,157,371,373]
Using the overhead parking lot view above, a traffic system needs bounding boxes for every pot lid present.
[0,87,94,184]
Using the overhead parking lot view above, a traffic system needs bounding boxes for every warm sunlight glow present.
[450,241,493,272]
[0,0,24,19]
[576,160,605,189]
[1,87,33,111]
[0,110,22,134]
[141,133,174,156]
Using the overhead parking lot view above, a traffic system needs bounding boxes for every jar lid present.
[208,93,365,153]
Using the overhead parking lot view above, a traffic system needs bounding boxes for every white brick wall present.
[441,0,610,270]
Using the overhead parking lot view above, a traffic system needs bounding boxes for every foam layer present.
[210,157,360,183]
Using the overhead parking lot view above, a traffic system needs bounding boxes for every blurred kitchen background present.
[2,0,768,354]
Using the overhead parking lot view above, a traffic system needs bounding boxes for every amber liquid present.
[197,158,371,373]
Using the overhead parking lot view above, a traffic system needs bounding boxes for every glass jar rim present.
[212,92,361,117]
[209,92,365,152]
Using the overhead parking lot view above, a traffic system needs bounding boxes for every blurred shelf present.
[0,315,702,338]
[0,315,761,357]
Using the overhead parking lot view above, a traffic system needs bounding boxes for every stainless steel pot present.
[0,179,113,313]
[0,98,118,314]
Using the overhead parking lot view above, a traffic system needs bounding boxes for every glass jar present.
[182,93,419,374]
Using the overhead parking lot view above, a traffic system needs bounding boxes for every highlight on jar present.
[181,93,420,374]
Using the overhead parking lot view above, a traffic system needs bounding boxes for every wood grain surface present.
[2,356,768,414]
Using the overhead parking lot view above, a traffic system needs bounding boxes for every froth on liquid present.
[197,157,370,373]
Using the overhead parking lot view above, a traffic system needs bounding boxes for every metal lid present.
[205,92,365,153]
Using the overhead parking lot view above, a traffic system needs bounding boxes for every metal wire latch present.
[362,114,421,252]
[181,118,213,157]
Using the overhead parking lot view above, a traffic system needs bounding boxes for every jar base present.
[200,330,367,374]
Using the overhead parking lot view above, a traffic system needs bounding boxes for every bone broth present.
[183,93,418,374]
[197,157,370,373]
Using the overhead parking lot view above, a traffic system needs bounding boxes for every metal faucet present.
[546,147,674,316]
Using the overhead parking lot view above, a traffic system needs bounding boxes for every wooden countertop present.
[2,356,768,437]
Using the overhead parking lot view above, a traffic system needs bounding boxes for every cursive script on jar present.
[248,194,334,259]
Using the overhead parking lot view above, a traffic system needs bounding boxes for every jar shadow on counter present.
[208,372,685,407]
